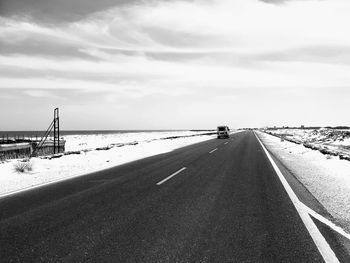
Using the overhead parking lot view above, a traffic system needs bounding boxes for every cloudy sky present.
[0,0,349,130]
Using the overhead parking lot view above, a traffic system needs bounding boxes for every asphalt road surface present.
[0,131,347,262]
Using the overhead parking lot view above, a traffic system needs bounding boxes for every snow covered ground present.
[265,128,350,160]
[257,131,350,232]
[0,131,216,197]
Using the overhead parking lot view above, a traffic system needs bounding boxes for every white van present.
[217,126,230,139]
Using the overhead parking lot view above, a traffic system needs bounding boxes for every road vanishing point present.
[1,131,349,262]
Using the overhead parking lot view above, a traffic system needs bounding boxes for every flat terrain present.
[0,131,346,262]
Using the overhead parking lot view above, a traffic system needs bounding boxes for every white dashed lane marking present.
[209,148,218,154]
[156,167,187,185]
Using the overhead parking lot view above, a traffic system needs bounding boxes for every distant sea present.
[0,130,188,139]
[0,130,187,138]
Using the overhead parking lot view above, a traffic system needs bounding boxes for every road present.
[0,131,347,262]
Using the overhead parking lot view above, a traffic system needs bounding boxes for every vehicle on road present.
[217,126,230,139]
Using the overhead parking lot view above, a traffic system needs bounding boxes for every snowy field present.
[0,131,216,197]
[265,128,350,160]
[257,131,350,232]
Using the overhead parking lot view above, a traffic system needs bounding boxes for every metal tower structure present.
[31,108,60,157]
[53,108,60,154]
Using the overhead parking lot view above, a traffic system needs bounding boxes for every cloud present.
[1,0,350,128]
[0,38,97,60]
[0,0,148,23]
[256,45,350,66]
[3,0,350,60]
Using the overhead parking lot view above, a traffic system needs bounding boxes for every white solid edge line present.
[209,148,218,154]
[260,132,350,241]
[254,132,339,263]
[156,167,187,186]
[301,203,350,241]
